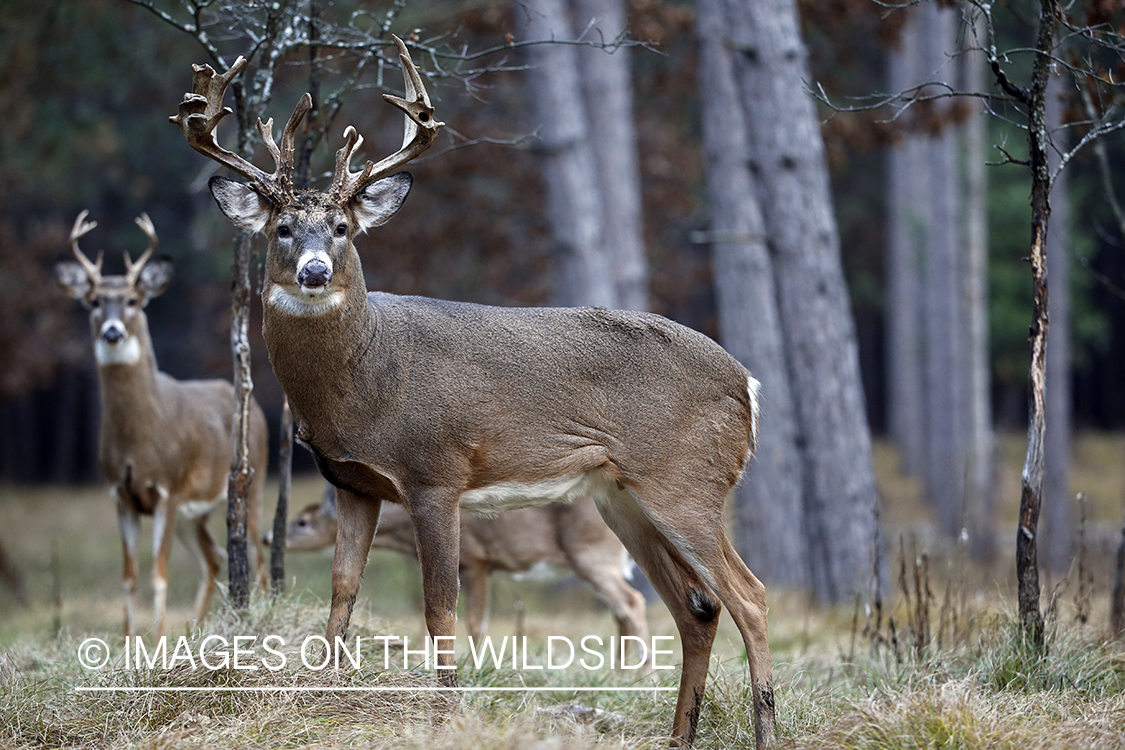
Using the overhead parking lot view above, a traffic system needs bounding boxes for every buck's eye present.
[127,298,138,307]
[91,299,101,308]
[335,224,348,237]
[277,225,291,237]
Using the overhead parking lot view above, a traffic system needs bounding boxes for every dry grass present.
[2,435,1125,748]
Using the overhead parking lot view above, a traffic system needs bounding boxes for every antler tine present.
[258,94,313,199]
[125,213,158,286]
[171,57,311,207]
[328,35,444,204]
[69,210,103,283]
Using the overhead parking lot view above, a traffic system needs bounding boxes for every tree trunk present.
[962,4,996,561]
[1012,0,1059,649]
[523,0,616,308]
[724,0,880,602]
[1043,67,1072,575]
[922,4,967,538]
[226,228,256,610]
[697,0,807,589]
[885,6,928,480]
[572,0,649,311]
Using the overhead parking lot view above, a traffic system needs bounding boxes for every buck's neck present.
[261,247,384,430]
[95,317,162,443]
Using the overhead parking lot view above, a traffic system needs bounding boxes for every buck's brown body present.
[173,36,775,748]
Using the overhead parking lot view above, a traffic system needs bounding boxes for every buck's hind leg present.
[631,483,776,749]
[593,491,721,748]
[326,489,382,645]
[176,516,222,628]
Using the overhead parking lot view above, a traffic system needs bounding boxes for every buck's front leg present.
[408,490,461,685]
[326,489,382,644]
[115,491,140,637]
[150,486,175,640]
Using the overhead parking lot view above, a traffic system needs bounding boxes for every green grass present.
[2,435,1125,748]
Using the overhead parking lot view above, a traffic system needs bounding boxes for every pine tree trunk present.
[962,5,996,561]
[724,0,879,601]
[523,0,616,308]
[572,0,649,311]
[886,6,928,479]
[697,0,808,588]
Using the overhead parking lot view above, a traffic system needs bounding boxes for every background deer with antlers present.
[56,212,270,638]
[172,36,775,748]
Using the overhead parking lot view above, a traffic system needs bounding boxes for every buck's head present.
[55,211,172,366]
[171,36,442,317]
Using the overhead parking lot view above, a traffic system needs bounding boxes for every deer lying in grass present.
[56,212,269,638]
[273,485,649,646]
[172,36,774,748]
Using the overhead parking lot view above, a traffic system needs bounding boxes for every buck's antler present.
[169,57,311,207]
[70,210,103,284]
[124,213,158,286]
[328,35,445,204]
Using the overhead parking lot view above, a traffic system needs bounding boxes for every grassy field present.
[1,434,1124,748]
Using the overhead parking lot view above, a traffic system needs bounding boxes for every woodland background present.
[2,0,1124,601]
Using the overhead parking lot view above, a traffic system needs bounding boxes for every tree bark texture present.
[524,0,617,308]
[573,0,649,311]
[723,0,880,602]
[697,0,807,588]
[1013,0,1058,648]
[226,228,256,609]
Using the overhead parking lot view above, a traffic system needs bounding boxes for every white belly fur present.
[459,469,618,515]
[177,498,223,521]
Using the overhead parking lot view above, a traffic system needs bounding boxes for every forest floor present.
[1,433,1124,749]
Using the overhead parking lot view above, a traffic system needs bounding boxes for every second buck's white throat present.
[95,334,142,366]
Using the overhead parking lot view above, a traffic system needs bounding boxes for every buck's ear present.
[209,176,273,233]
[137,257,174,305]
[55,261,93,304]
[352,173,412,232]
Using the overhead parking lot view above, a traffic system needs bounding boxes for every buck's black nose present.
[298,259,332,288]
[102,326,124,344]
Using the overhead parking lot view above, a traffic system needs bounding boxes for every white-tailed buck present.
[56,212,269,638]
[171,36,774,748]
[274,485,649,647]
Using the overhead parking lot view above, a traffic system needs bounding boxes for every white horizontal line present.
[74,686,675,693]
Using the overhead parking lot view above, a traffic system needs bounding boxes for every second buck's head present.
[170,36,443,318]
[55,211,173,366]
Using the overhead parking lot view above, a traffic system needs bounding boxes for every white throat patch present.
[267,284,345,317]
[95,336,142,366]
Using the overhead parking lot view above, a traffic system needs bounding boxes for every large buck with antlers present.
[171,36,774,748]
[56,213,269,638]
